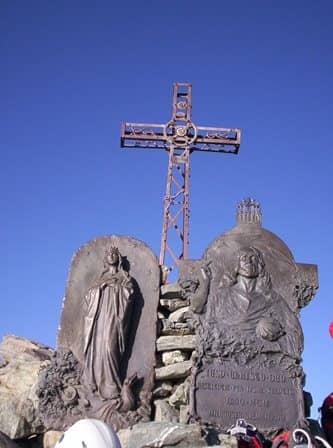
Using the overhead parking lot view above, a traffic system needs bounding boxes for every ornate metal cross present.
[121,82,241,279]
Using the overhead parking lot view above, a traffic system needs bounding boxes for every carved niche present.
[37,235,160,431]
[179,198,318,433]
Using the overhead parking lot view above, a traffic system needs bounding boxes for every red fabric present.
[272,431,290,448]
[322,393,333,414]
[329,321,333,338]
[237,436,263,448]
[323,420,333,430]
[250,436,263,448]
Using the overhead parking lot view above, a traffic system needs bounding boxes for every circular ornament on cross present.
[164,120,198,147]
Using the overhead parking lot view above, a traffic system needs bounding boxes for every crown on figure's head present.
[236,197,262,225]
[105,245,120,256]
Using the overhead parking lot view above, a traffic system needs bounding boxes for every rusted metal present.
[121,82,241,280]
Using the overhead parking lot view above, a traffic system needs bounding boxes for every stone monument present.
[37,235,160,431]
[179,198,318,434]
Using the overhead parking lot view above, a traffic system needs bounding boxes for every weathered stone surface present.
[169,378,190,407]
[153,382,173,398]
[117,422,206,448]
[160,320,194,336]
[218,434,238,448]
[160,283,183,299]
[43,431,63,448]
[154,400,178,422]
[158,311,167,320]
[160,298,190,312]
[162,350,188,366]
[157,336,196,352]
[169,307,190,323]
[155,361,192,380]
[0,336,51,439]
[179,405,189,424]
[0,336,52,364]
[0,431,21,448]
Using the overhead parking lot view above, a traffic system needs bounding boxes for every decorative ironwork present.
[236,197,262,225]
[121,82,241,280]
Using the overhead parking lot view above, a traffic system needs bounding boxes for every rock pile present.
[153,282,196,424]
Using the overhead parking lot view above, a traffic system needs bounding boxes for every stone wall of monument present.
[153,283,195,424]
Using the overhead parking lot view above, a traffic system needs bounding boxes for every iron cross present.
[121,82,241,279]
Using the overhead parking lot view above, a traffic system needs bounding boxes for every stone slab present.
[154,400,178,422]
[153,382,173,399]
[157,336,196,352]
[160,321,194,336]
[160,283,183,299]
[155,361,192,380]
[117,422,206,448]
[162,351,188,366]
[169,307,190,323]
[160,298,190,312]
[43,431,63,448]
[169,378,190,407]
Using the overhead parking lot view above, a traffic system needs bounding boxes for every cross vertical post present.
[120,82,241,281]
[160,83,192,270]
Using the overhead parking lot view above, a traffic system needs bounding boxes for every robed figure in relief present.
[206,246,303,363]
[83,246,134,402]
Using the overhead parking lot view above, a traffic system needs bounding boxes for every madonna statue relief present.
[83,246,134,407]
[44,235,160,431]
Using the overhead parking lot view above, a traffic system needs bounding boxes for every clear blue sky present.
[1,0,332,418]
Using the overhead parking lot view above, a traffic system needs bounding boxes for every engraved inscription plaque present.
[193,362,300,430]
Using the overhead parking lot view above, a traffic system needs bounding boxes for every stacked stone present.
[153,283,196,424]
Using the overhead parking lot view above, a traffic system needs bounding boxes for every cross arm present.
[191,126,241,154]
[121,121,241,154]
[120,121,168,150]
